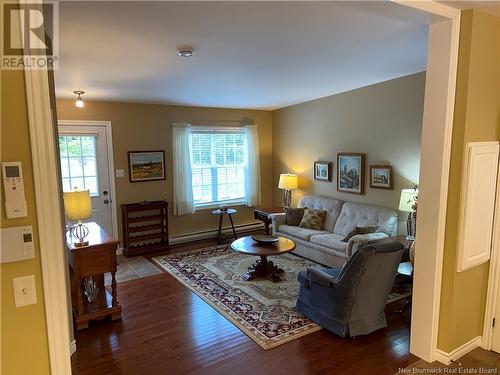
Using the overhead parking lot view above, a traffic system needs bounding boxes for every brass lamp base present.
[73,240,89,247]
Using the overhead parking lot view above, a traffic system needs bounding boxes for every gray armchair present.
[296,241,404,337]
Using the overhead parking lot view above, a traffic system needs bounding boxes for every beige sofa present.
[270,195,398,267]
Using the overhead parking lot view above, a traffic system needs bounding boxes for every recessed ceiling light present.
[177,47,194,58]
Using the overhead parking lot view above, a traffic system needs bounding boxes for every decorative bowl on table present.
[250,234,279,244]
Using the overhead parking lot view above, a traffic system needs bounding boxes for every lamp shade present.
[64,189,92,221]
[278,174,298,190]
[399,189,418,212]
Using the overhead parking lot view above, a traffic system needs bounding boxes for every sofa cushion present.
[310,233,348,254]
[333,202,398,237]
[285,207,305,226]
[342,226,380,242]
[299,208,327,230]
[298,195,344,232]
[279,225,330,241]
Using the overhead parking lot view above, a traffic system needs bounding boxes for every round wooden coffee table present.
[230,236,296,282]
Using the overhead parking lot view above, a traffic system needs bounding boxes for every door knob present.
[104,199,109,204]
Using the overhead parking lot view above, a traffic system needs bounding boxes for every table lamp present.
[278,173,298,208]
[64,189,92,247]
[399,188,418,240]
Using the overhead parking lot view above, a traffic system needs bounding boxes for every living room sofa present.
[270,195,398,267]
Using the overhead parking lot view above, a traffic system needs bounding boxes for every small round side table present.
[212,208,237,244]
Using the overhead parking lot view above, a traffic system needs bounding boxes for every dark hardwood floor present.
[71,235,417,375]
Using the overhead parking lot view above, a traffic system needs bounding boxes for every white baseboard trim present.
[169,222,263,245]
[70,339,77,355]
[434,336,482,365]
[115,221,263,255]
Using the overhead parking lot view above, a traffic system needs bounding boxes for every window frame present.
[190,126,247,210]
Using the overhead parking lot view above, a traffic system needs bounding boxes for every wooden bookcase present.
[121,200,170,256]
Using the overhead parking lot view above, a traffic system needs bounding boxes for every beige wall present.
[56,100,273,241]
[437,9,500,352]
[1,71,51,373]
[272,72,425,232]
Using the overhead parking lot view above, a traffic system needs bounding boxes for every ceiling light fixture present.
[177,46,194,58]
[74,90,85,108]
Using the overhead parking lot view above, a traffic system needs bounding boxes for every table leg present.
[242,256,285,282]
[111,271,118,307]
[263,220,270,235]
[77,279,84,315]
[229,214,237,239]
[217,214,223,244]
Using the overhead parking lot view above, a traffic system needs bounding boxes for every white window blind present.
[190,129,247,206]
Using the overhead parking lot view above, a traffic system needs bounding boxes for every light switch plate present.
[115,169,124,178]
[13,275,37,307]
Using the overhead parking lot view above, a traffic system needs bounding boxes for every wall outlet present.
[13,275,37,307]
[115,169,125,178]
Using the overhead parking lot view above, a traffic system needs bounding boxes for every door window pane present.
[58,135,99,195]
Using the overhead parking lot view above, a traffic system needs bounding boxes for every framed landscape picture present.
[337,153,365,194]
[314,161,332,181]
[370,165,393,190]
[128,151,166,182]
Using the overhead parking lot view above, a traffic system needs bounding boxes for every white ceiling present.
[55,1,430,110]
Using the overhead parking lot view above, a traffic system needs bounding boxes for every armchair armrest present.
[306,267,337,287]
[269,213,286,235]
[346,232,389,257]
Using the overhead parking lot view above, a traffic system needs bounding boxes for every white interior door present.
[58,124,114,235]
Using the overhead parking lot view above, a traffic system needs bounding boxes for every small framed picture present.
[369,165,393,190]
[337,153,365,194]
[128,151,166,182]
[314,161,332,181]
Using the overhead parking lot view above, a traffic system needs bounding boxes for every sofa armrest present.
[306,267,336,287]
[269,213,286,235]
[346,232,389,257]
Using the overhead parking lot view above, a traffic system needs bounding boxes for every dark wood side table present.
[67,222,122,330]
[374,235,414,313]
[372,234,413,261]
[212,208,237,244]
[253,207,284,235]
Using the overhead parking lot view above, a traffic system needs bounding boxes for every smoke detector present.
[177,46,194,58]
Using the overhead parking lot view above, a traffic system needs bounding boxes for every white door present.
[58,124,115,235]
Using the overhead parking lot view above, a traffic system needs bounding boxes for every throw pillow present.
[299,208,327,231]
[285,207,305,226]
[342,226,379,242]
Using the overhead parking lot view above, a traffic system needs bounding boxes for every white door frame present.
[58,120,119,238]
[26,1,461,372]
[24,59,72,374]
[482,166,500,350]
[394,0,461,363]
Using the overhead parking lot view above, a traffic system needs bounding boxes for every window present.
[190,130,247,207]
[59,135,99,195]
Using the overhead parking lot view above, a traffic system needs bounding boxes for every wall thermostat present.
[2,161,28,218]
[0,225,34,263]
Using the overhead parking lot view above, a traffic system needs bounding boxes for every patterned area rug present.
[152,245,322,350]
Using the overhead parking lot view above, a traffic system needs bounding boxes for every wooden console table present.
[253,207,284,235]
[67,222,121,330]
